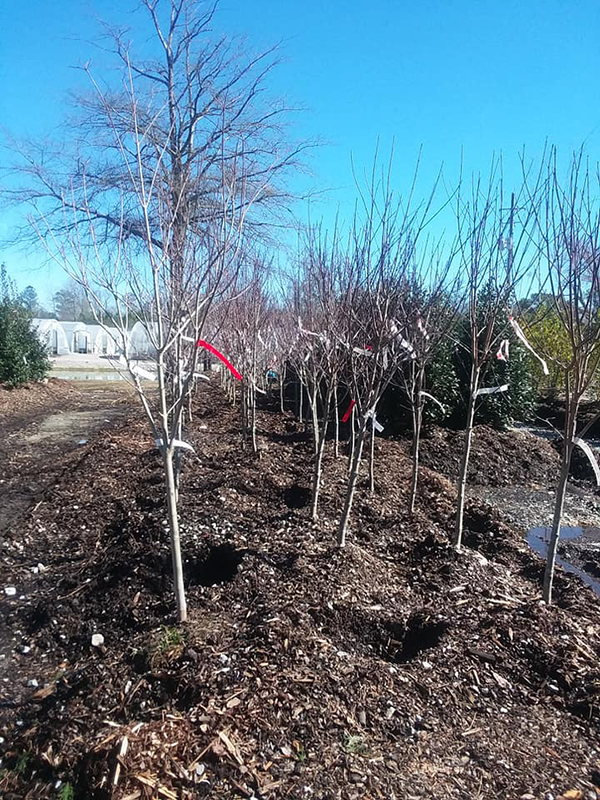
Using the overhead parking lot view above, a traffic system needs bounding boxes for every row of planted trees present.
[209,153,600,611]
[8,0,600,622]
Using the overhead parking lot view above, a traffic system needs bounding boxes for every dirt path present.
[0,380,135,668]
[0,380,133,537]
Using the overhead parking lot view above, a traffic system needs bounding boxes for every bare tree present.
[295,227,346,519]
[452,167,537,551]
[220,256,272,454]
[528,150,600,604]
[336,161,435,547]
[20,0,301,622]
[395,255,462,514]
[6,1,307,255]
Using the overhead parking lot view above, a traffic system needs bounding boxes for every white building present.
[32,319,123,356]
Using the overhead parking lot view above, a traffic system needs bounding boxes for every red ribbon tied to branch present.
[341,399,355,423]
[196,339,243,381]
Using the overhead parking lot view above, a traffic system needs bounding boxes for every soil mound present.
[416,424,561,488]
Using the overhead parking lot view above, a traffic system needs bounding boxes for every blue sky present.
[2,0,600,302]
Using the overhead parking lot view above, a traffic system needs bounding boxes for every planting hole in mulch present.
[387,613,449,663]
[283,484,311,509]
[187,543,244,587]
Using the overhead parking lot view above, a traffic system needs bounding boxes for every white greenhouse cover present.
[32,319,70,356]
[129,321,158,357]
[87,324,121,355]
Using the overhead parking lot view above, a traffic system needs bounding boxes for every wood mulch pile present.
[0,385,599,799]
[412,424,561,488]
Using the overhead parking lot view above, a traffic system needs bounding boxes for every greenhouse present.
[32,318,71,355]
[87,324,121,356]
[32,319,124,356]
[128,321,158,358]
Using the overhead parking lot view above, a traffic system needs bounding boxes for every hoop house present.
[60,321,91,354]
[32,318,70,355]
[129,321,158,358]
[88,324,121,355]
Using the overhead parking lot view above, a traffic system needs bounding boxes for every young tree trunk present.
[348,405,356,473]
[280,363,286,414]
[543,396,579,604]
[162,447,187,622]
[333,379,340,458]
[186,383,194,423]
[408,367,425,515]
[311,385,334,520]
[408,399,422,514]
[299,374,304,428]
[368,419,376,493]
[251,383,258,454]
[337,417,369,547]
[453,368,479,551]
[309,381,320,454]
[173,365,185,502]
[156,352,187,623]
[241,382,248,451]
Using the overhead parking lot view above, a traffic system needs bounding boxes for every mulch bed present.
[0,386,599,799]
[413,424,561,488]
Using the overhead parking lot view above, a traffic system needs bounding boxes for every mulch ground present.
[1,385,599,800]
[413,424,561,488]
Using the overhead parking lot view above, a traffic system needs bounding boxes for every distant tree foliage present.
[19,285,40,315]
[53,282,95,322]
[0,265,51,387]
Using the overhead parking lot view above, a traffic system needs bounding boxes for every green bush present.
[0,266,50,387]
[451,301,536,429]
[378,310,536,433]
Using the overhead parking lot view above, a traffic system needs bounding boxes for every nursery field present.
[1,380,600,799]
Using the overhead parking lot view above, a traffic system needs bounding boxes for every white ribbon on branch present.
[420,391,446,411]
[573,437,600,486]
[298,317,330,346]
[509,316,549,376]
[366,409,384,432]
[155,438,195,452]
[496,339,510,362]
[119,356,157,381]
[416,317,430,340]
[389,321,417,360]
[475,384,509,397]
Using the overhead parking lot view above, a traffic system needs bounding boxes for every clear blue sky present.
[2,0,600,302]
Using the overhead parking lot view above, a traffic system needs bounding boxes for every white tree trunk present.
[543,398,578,604]
[311,385,334,520]
[333,380,339,458]
[408,406,422,515]
[337,418,368,547]
[453,377,478,551]
[280,363,286,414]
[368,419,375,494]
[309,382,320,454]
[348,405,356,473]
[163,447,187,623]
[251,384,258,454]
